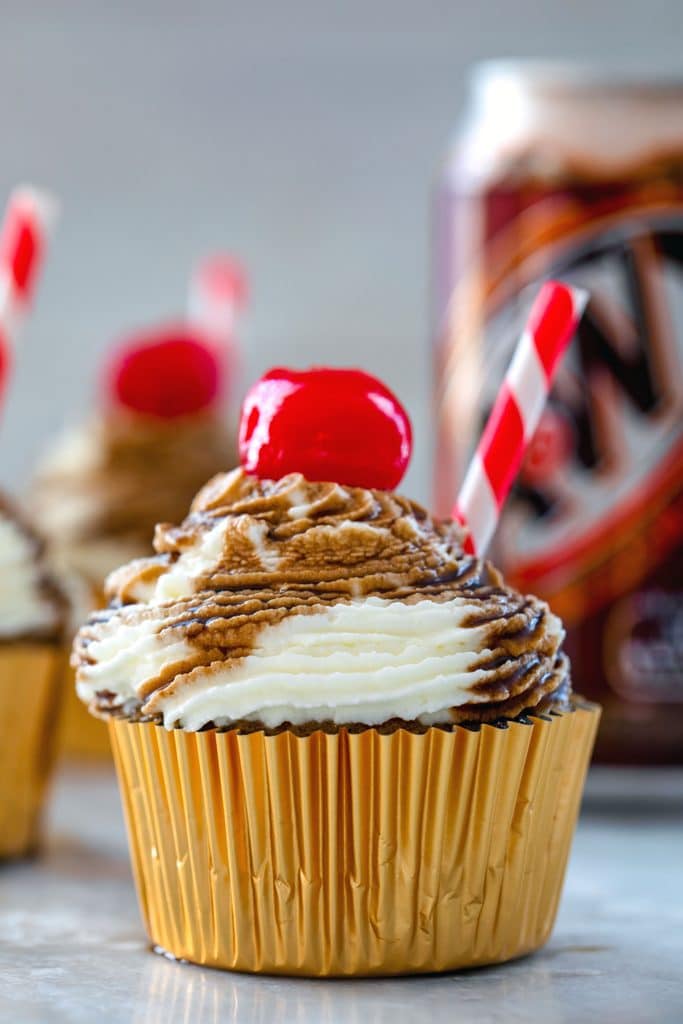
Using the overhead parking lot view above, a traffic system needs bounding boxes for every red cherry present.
[239,367,412,489]
[104,324,222,418]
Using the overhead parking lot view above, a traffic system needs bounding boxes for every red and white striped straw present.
[0,186,59,398]
[453,280,588,557]
[187,254,248,344]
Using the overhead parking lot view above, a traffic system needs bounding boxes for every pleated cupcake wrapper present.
[58,655,111,759]
[109,703,600,977]
[0,644,64,858]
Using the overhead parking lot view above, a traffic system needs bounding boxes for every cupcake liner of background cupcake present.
[109,702,600,977]
[50,574,112,760]
[58,664,112,759]
[0,645,65,858]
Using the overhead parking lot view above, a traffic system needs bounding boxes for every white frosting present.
[0,513,60,638]
[75,596,564,730]
[75,618,197,706]
[120,515,279,606]
[152,518,231,603]
[244,518,280,571]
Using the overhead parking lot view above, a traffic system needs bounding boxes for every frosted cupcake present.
[32,324,239,757]
[0,497,64,857]
[73,367,599,975]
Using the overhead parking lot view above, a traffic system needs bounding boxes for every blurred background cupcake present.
[0,186,65,857]
[30,256,247,758]
[0,497,65,857]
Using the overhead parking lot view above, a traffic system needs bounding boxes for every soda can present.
[433,63,683,762]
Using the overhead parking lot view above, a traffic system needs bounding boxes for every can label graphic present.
[434,71,683,761]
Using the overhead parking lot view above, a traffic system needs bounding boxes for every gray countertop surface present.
[0,766,681,1024]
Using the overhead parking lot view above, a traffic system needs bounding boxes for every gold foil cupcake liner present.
[109,703,600,976]
[0,644,64,858]
[58,657,111,759]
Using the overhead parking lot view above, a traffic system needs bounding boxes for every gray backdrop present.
[1,1,680,502]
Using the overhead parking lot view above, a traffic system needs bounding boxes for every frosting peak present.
[123,469,474,603]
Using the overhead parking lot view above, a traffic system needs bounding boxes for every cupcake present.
[73,367,600,975]
[32,321,241,757]
[0,496,65,858]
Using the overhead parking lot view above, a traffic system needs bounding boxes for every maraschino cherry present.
[239,367,412,490]
[104,325,222,418]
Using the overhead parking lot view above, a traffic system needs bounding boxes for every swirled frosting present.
[73,469,570,730]
[30,411,236,597]
[0,497,64,642]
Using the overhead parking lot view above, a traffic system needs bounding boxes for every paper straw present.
[0,186,59,400]
[454,280,588,556]
[187,254,247,343]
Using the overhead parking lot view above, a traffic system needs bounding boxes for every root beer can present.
[434,63,683,762]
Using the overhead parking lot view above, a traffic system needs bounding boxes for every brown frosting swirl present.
[74,469,571,727]
[112,469,485,598]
